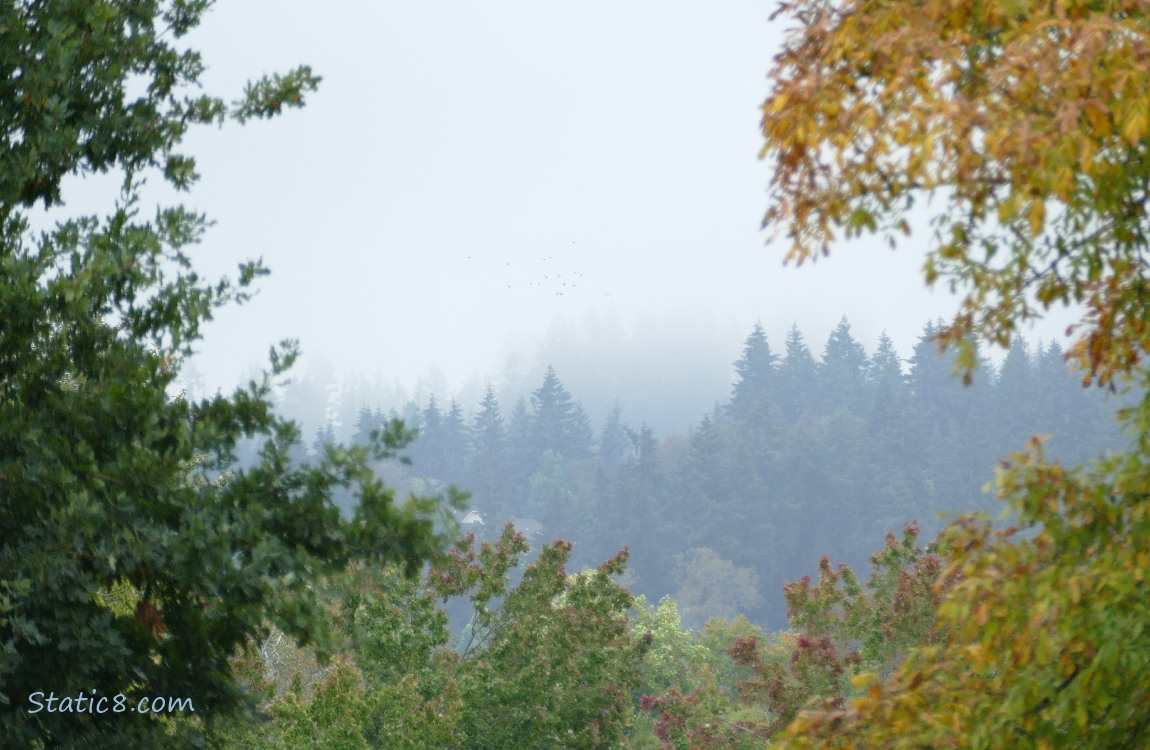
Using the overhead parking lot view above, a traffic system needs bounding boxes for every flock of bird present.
[469,246,607,296]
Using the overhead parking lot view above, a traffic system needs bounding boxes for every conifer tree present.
[352,405,383,446]
[817,316,869,415]
[1031,342,1116,464]
[440,399,469,484]
[864,332,917,527]
[467,385,509,519]
[505,396,537,509]
[777,323,818,422]
[410,395,446,478]
[615,425,671,591]
[597,402,630,471]
[992,336,1039,454]
[569,399,597,460]
[867,331,905,389]
[530,365,591,459]
[728,322,779,420]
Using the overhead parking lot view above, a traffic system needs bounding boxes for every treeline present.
[339,317,1128,631]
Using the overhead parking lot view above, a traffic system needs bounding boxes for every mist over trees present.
[268,316,1128,632]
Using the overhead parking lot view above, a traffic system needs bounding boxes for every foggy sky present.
[58,1,1083,402]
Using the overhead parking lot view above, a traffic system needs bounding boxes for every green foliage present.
[228,655,465,750]
[630,596,708,699]
[444,531,649,749]
[695,615,768,699]
[784,522,953,682]
[0,3,453,746]
[229,525,649,749]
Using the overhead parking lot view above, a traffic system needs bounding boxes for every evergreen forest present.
[301,317,1130,633]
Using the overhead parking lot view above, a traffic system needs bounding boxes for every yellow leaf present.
[1079,139,1095,172]
[767,93,789,115]
[1085,103,1110,137]
[1029,201,1045,237]
[975,643,993,665]
[1123,111,1147,147]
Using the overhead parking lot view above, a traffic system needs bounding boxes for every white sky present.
[61,1,1083,399]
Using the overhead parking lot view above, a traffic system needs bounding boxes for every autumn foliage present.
[639,523,953,748]
[761,0,1150,747]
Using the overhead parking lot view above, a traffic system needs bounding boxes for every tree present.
[597,401,630,471]
[440,399,469,483]
[675,414,731,552]
[640,524,954,748]
[864,333,918,533]
[227,527,649,750]
[762,1,1150,745]
[431,527,650,750]
[1031,341,1117,464]
[672,548,765,631]
[0,4,452,746]
[311,421,338,459]
[466,385,509,518]
[531,365,592,460]
[630,596,709,700]
[816,316,869,416]
[992,336,1041,455]
[726,324,783,510]
[407,395,467,483]
[777,323,817,422]
[866,331,904,392]
[569,399,597,461]
[352,405,386,447]
[409,395,444,477]
[728,322,779,421]
[525,450,578,535]
[505,396,538,508]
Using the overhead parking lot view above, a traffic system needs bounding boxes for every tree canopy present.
[0,3,453,746]
[761,0,1150,746]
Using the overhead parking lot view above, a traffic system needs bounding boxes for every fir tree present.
[868,330,905,388]
[440,399,469,483]
[411,396,445,478]
[597,402,630,471]
[467,386,509,519]
[505,396,537,510]
[817,316,870,415]
[530,366,590,459]
[778,323,818,422]
[727,322,779,420]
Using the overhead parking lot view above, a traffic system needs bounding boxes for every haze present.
[61,0,1081,432]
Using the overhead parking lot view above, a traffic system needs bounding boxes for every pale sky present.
[60,1,1082,404]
